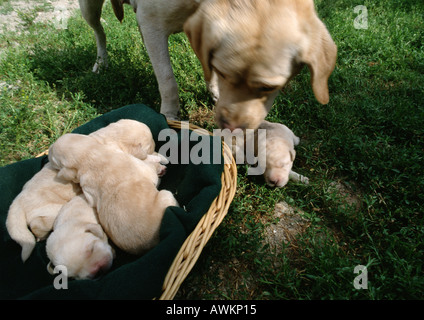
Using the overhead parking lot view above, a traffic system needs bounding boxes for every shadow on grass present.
[27,43,161,114]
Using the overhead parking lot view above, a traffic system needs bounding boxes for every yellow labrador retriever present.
[224,120,309,187]
[6,163,81,262]
[46,194,114,280]
[79,0,337,128]
[6,119,155,262]
[89,119,155,160]
[258,121,309,187]
[48,133,178,255]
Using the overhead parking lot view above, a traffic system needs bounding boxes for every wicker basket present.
[37,120,237,300]
[160,121,237,299]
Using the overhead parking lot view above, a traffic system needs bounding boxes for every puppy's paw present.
[300,175,310,185]
[146,154,162,163]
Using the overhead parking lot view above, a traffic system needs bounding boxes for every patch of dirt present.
[327,180,362,212]
[188,106,216,128]
[0,0,79,34]
[263,201,309,253]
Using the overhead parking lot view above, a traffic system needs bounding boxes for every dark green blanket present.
[0,104,223,299]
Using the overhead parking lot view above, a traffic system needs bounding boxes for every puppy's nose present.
[219,117,247,131]
[269,179,279,187]
[219,118,234,131]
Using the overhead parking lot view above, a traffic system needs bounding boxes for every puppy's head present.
[90,120,155,160]
[185,0,337,130]
[49,133,94,168]
[145,153,168,178]
[46,223,114,280]
[263,138,295,188]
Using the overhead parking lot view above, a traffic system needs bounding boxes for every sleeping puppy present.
[80,0,336,127]
[6,162,81,262]
[89,119,155,160]
[5,120,155,262]
[224,120,309,187]
[48,133,178,255]
[46,194,114,280]
[257,121,309,187]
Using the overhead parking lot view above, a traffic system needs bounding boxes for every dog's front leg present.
[207,70,220,103]
[136,19,180,119]
[79,0,108,73]
[289,170,310,185]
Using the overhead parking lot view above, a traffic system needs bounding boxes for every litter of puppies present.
[6,119,177,280]
[5,118,308,280]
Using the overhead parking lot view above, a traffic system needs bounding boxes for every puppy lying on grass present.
[49,133,178,255]
[258,121,309,188]
[225,120,309,187]
[46,194,114,280]
[6,120,157,262]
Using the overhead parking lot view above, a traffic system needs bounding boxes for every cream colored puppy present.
[48,133,178,255]
[5,119,155,262]
[6,163,81,262]
[80,0,336,126]
[89,119,155,160]
[223,120,309,187]
[257,121,309,187]
[46,194,114,280]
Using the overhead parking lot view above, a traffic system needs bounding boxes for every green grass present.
[1,0,423,299]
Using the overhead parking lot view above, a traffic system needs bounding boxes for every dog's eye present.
[258,86,277,93]
[214,68,227,80]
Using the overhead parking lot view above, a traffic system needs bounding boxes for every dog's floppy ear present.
[295,1,337,105]
[301,21,337,105]
[184,8,218,82]
[57,167,78,183]
[85,223,105,240]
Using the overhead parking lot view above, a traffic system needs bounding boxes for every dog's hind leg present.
[79,0,108,73]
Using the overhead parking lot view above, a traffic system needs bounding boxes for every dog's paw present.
[92,57,108,74]
[300,175,310,185]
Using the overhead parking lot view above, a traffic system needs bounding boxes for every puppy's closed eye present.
[276,161,290,168]
[257,85,278,93]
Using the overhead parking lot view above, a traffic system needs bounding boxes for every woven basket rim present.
[159,121,237,300]
[36,120,237,300]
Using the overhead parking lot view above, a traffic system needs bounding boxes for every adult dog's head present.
[184,0,337,130]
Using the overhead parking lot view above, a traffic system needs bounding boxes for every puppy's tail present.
[111,0,125,22]
[5,202,37,262]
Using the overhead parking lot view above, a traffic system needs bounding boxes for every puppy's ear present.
[57,167,78,183]
[293,135,300,146]
[184,8,217,82]
[301,19,337,104]
[85,223,105,240]
[289,149,296,162]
